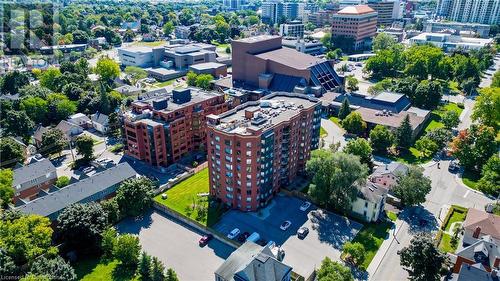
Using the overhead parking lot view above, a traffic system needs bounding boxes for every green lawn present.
[462,169,480,190]
[320,127,328,137]
[386,211,397,222]
[438,232,458,253]
[154,79,176,87]
[154,168,224,227]
[444,206,468,231]
[329,116,343,129]
[351,221,393,269]
[132,40,166,47]
[437,205,467,253]
[74,258,139,281]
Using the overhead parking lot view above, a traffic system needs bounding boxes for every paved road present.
[321,118,347,149]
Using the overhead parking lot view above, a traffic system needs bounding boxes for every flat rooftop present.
[212,93,319,135]
[189,62,225,70]
[232,35,280,43]
[118,46,153,54]
[255,47,326,70]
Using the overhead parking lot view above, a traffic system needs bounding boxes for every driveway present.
[117,210,235,281]
[321,118,347,148]
[213,195,362,277]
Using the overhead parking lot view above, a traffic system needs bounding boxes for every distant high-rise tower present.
[435,0,500,25]
[223,0,246,10]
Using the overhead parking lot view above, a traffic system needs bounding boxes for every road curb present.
[367,219,405,277]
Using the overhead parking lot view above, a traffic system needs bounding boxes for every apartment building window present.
[215,136,220,142]
[246,151,251,157]
[246,159,251,165]
[246,142,252,148]
[224,140,231,146]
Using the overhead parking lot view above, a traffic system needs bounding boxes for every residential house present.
[370,162,408,188]
[55,120,84,142]
[91,112,109,134]
[452,263,499,281]
[463,208,500,246]
[67,113,91,128]
[16,163,137,221]
[351,181,388,222]
[12,158,57,202]
[114,85,142,96]
[33,125,49,147]
[215,241,292,281]
[453,236,500,273]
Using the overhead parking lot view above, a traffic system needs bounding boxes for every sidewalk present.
[366,219,405,277]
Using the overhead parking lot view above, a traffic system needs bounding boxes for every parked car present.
[280,220,292,231]
[297,227,309,239]
[227,228,240,239]
[300,201,311,211]
[199,234,213,246]
[82,167,94,174]
[448,161,460,173]
[237,232,250,243]
[246,232,260,243]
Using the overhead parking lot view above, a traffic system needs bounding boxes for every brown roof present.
[463,208,500,239]
[355,107,425,129]
[255,47,325,70]
[338,5,376,15]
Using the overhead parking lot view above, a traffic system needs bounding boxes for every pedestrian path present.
[366,218,405,277]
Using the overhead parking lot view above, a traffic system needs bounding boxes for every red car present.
[199,234,213,246]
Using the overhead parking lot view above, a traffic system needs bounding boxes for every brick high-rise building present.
[367,0,396,27]
[207,93,322,211]
[332,5,378,50]
[123,88,230,167]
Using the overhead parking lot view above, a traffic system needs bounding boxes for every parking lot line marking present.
[463,190,470,198]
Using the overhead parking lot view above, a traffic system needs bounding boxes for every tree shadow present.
[398,206,439,235]
[309,210,362,250]
[115,209,154,235]
[111,263,137,281]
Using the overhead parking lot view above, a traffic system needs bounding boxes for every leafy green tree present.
[0,138,25,168]
[425,128,453,149]
[151,256,166,281]
[492,70,500,87]
[404,45,445,80]
[452,54,480,85]
[75,58,90,76]
[123,29,135,42]
[96,57,120,83]
[75,135,95,162]
[346,76,359,92]
[101,227,117,260]
[321,33,332,51]
[166,268,179,281]
[338,98,351,120]
[395,115,413,150]
[306,151,368,213]
[410,80,443,110]
[245,15,259,26]
[415,137,438,159]
[28,256,76,281]
[113,234,141,268]
[125,66,148,85]
[40,67,62,91]
[72,30,89,44]
[187,71,197,86]
[317,257,353,281]
[57,203,108,251]
[18,84,52,99]
[55,176,70,188]
[393,166,431,206]
[101,197,121,224]
[0,70,30,95]
[195,74,214,90]
[139,251,152,280]
[0,214,57,265]
[40,128,68,157]
[163,22,174,36]
[451,125,497,172]
[472,87,499,129]
[341,112,366,136]
[116,177,155,217]
[369,125,394,154]
[62,83,84,101]
[398,233,447,281]
[477,155,499,196]
[20,96,48,124]
[460,77,477,96]
[342,242,366,267]
[3,110,34,142]
[0,169,14,208]
[441,110,460,129]
[343,138,373,169]
[372,32,396,53]
[364,45,404,79]
[0,251,16,276]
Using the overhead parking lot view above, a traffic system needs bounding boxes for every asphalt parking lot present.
[117,210,235,281]
[213,195,363,277]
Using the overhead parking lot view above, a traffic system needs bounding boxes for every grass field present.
[154,168,224,226]
[132,40,166,47]
[320,127,327,137]
[438,232,456,253]
[154,79,176,88]
[351,221,393,269]
[462,169,480,190]
[386,211,397,222]
[74,258,139,281]
[438,205,467,253]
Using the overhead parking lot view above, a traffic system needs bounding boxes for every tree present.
[471,87,499,129]
[187,71,197,86]
[404,45,445,80]
[398,233,447,281]
[163,22,174,36]
[395,115,413,150]
[477,155,499,195]
[317,257,353,281]
[139,251,152,280]
[123,29,135,43]
[321,33,332,51]
[57,203,108,251]
[338,98,351,120]
[20,96,48,124]
[40,67,62,91]
[101,227,117,260]
[306,151,368,213]
[0,251,16,276]
[346,76,359,92]
[18,84,52,99]
[0,138,25,168]
[116,177,155,217]
[341,112,366,136]
[0,214,57,265]
[441,110,460,129]
[72,30,89,44]
[2,110,31,141]
[151,256,166,281]
[166,268,179,281]
[0,71,30,95]
[372,32,396,53]
[343,138,373,169]
[364,45,404,79]
[425,128,453,149]
[342,242,366,267]
[195,74,214,90]
[410,80,443,110]
[493,70,500,87]
[96,57,120,83]
[451,125,497,172]
[0,169,14,208]
[415,137,438,159]
[369,125,394,154]
[75,134,95,162]
[101,197,121,224]
[55,176,70,188]
[113,234,141,268]
[40,129,68,157]
[28,256,76,281]
[125,66,148,85]
[393,166,431,206]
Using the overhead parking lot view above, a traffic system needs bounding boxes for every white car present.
[280,220,292,231]
[300,201,311,211]
[227,228,240,239]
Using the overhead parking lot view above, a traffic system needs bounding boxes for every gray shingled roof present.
[456,236,500,270]
[372,162,408,176]
[13,159,56,188]
[358,181,388,203]
[16,163,137,219]
[453,263,499,281]
[91,112,109,125]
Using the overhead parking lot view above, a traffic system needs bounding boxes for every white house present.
[91,112,109,134]
[67,113,91,128]
[351,181,388,222]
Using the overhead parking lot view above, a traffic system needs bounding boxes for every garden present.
[437,205,468,253]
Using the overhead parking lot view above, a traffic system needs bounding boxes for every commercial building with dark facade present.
[123,88,231,167]
[231,35,342,94]
[207,93,321,211]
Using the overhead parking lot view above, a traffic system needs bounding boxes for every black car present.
[448,161,459,173]
[297,227,309,239]
[237,232,250,243]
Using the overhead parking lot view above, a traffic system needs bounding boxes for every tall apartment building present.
[223,0,246,10]
[279,20,305,38]
[123,88,231,167]
[305,10,336,27]
[436,0,500,25]
[332,5,378,51]
[261,1,305,24]
[367,0,397,27]
[207,93,322,211]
